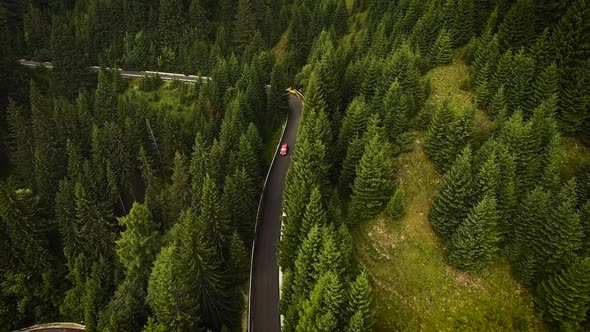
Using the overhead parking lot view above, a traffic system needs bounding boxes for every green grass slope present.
[352,51,546,332]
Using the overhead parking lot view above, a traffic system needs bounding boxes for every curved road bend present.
[249,95,302,332]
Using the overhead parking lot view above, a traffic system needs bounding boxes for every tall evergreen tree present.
[497,0,536,51]
[347,133,394,225]
[116,202,161,284]
[429,146,474,240]
[536,257,590,330]
[448,196,500,272]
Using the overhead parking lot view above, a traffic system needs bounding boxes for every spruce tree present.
[506,49,534,116]
[347,271,373,329]
[6,100,33,185]
[425,103,455,171]
[488,85,507,118]
[189,133,207,209]
[158,0,184,49]
[536,180,582,275]
[475,153,499,201]
[199,175,231,261]
[509,187,550,285]
[385,187,405,220]
[494,148,517,239]
[448,196,500,272]
[295,271,344,332]
[347,133,394,225]
[529,64,559,111]
[229,231,249,284]
[223,167,256,244]
[300,187,327,245]
[233,0,258,53]
[497,0,536,51]
[537,257,590,329]
[431,28,453,65]
[383,81,410,141]
[336,97,370,165]
[455,0,475,45]
[165,152,191,228]
[580,201,590,256]
[116,202,161,284]
[429,146,474,240]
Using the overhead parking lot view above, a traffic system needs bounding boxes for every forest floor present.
[123,79,196,119]
[351,50,547,332]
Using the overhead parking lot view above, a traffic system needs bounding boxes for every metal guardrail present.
[18,322,85,331]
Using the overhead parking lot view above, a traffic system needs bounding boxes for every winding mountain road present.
[19,58,301,331]
[248,95,302,332]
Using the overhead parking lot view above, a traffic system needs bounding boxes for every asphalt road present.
[18,60,210,83]
[249,95,302,332]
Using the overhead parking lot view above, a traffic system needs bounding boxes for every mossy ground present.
[352,49,547,332]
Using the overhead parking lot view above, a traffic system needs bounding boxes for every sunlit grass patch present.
[352,137,545,332]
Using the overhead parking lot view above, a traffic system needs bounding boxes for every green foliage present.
[347,132,394,225]
[497,0,536,51]
[431,29,453,66]
[229,232,249,284]
[223,167,256,244]
[537,257,590,329]
[295,271,344,332]
[448,196,500,272]
[385,187,405,221]
[430,147,474,240]
[347,271,373,329]
[116,202,161,283]
[98,279,149,332]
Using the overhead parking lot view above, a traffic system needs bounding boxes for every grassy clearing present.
[352,49,546,331]
[352,137,545,331]
[123,78,195,120]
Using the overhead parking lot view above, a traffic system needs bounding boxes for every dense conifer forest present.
[1,0,590,331]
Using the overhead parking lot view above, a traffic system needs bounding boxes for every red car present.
[280,143,288,156]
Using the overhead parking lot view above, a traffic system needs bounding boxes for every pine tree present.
[430,146,474,240]
[300,187,327,245]
[95,69,118,124]
[296,271,344,332]
[116,202,161,284]
[506,49,534,116]
[189,0,209,41]
[147,245,199,331]
[580,201,590,256]
[448,196,500,272]
[233,0,258,53]
[339,137,365,197]
[475,153,499,201]
[425,103,455,171]
[550,0,590,133]
[6,100,33,185]
[455,0,475,45]
[347,271,373,328]
[488,85,507,118]
[347,133,394,225]
[431,28,453,65]
[165,152,191,228]
[535,180,583,275]
[74,181,114,262]
[223,167,256,244]
[385,187,405,220]
[537,257,590,329]
[336,97,370,166]
[495,148,517,239]
[497,0,536,51]
[97,279,149,332]
[229,231,249,284]
[199,175,231,261]
[529,64,559,111]
[158,0,184,49]
[509,187,549,285]
[383,81,410,141]
[189,133,207,209]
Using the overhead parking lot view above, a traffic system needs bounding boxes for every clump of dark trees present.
[1,0,590,331]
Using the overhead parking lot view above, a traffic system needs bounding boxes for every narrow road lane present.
[249,95,302,332]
